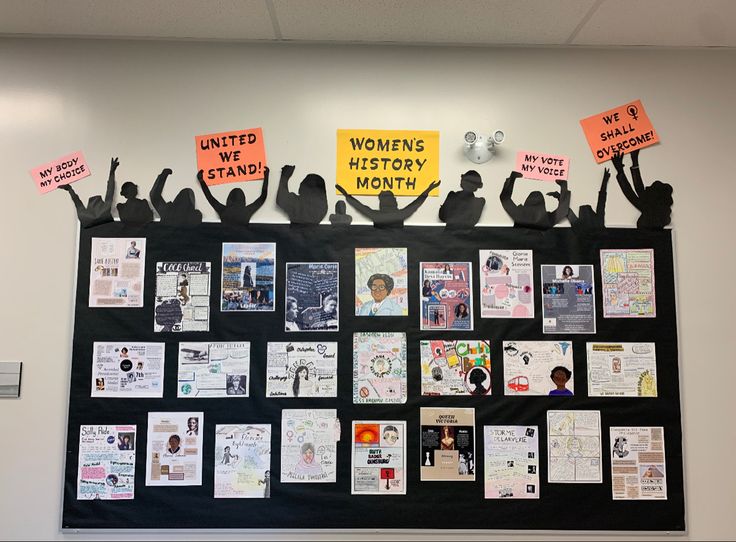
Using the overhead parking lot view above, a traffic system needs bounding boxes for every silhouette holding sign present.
[117,167,154,225]
[612,150,673,229]
[197,167,269,226]
[335,181,441,228]
[276,165,328,225]
[439,170,486,228]
[59,157,117,228]
[500,171,570,230]
[329,200,353,226]
[150,168,202,226]
[561,168,610,233]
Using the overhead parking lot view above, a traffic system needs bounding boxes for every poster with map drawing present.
[547,410,602,483]
[600,249,656,318]
[355,248,408,316]
[479,249,534,318]
[503,341,574,397]
[353,332,407,404]
[281,409,338,483]
[420,340,491,396]
[214,424,271,498]
[610,426,667,500]
[587,342,658,397]
[266,342,338,398]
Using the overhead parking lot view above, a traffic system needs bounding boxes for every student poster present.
[91,342,164,398]
[420,340,491,396]
[221,242,275,312]
[420,262,473,330]
[285,263,339,331]
[541,264,596,334]
[77,425,136,500]
[351,421,406,495]
[600,249,656,318]
[587,342,658,397]
[177,342,251,398]
[483,426,539,499]
[420,407,475,481]
[353,332,407,404]
[146,412,203,486]
[89,238,145,307]
[503,341,574,397]
[479,249,534,318]
[355,247,408,316]
[281,409,338,483]
[154,262,211,332]
[610,426,667,500]
[214,424,271,499]
[547,410,602,483]
[266,342,338,398]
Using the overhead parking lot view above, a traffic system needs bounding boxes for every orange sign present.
[580,100,659,164]
[195,127,266,186]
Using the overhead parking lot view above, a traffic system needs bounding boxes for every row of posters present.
[78,410,666,501]
[91,340,658,399]
[89,241,657,332]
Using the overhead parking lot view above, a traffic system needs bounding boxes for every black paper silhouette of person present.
[612,150,673,229]
[154,299,183,332]
[335,181,441,228]
[439,170,486,228]
[117,169,154,225]
[197,167,269,226]
[561,168,610,233]
[499,171,570,230]
[329,200,353,226]
[276,165,328,225]
[150,168,202,226]
[59,157,117,228]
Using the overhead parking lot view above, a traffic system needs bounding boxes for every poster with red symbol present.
[479,249,534,318]
[351,421,406,495]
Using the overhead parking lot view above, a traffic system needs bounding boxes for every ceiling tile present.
[272,0,597,45]
[0,0,276,40]
[573,0,736,47]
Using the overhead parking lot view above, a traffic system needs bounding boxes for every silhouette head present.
[86,195,106,213]
[298,174,326,198]
[468,368,488,392]
[378,190,398,211]
[640,181,674,227]
[578,205,596,222]
[523,191,546,208]
[172,188,196,210]
[120,181,138,199]
[226,188,246,208]
[335,200,347,215]
[460,170,483,192]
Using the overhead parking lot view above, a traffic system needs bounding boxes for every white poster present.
[89,237,145,307]
[281,409,338,483]
[177,342,251,398]
[503,341,574,396]
[547,410,602,483]
[353,332,407,404]
[146,412,203,486]
[77,425,136,500]
[587,342,658,397]
[91,342,164,398]
[266,342,338,398]
[610,426,667,500]
[479,249,534,318]
[154,261,211,332]
[484,425,539,499]
[214,424,271,498]
[351,421,406,495]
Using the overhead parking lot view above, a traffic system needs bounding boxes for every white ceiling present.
[1,0,735,47]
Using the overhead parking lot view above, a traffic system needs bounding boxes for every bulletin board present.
[62,222,685,531]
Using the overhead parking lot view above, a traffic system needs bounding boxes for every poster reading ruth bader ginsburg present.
[420,262,473,331]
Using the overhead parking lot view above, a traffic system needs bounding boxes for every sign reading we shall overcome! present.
[336,129,440,196]
[195,127,266,186]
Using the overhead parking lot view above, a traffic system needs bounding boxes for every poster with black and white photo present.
[541,264,596,334]
[285,263,339,331]
[154,261,211,332]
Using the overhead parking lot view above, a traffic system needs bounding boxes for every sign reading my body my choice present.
[336,129,440,196]
[195,127,266,186]
[30,151,91,194]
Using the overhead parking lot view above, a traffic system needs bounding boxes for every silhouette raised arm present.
[499,171,522,219]
[596,167,610,218]
[335,184,379,221]
[276,165,297,216]
[150,168,173,215]
[104,157,118,206]
[197,170,226,215]
[398,180,441,220]
[243,166,269,222]
[58,183,85,213]
[612,153,642,211]
[548,180,570,225]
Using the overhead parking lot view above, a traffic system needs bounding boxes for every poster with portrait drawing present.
[154,261,210,332]
[285,263,339,331]
[77,424,136,500]
[420,340,491,396]
[214,424,271,499]
[355,247,408,316]
[266,342,338,398]
[177,342,250,398]
[600,249,656,318]
[420,262,473,330]
[146,412,203,486]
[420,407,475,481]
[479,249,534,318]
[353,332,407,404]
[89,237,146,307]
[221,242,275,312]
[352,421,406,495]
[281,409,338,483]
[503,341,574,397]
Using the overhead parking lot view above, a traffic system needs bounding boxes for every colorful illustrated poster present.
[91,342,164,398]
[89,238,145,307]
[547,410,602,483]
[266,342,338,398]
[355,247,408,316]
[420,262,473,331]
[479,249,534,318]
[154,262,210,332]
[610,426,667,500]
[353,332,407,404]
[484,426,539,499]
[420,407,476,482]
[503,341,574,397]
[420,340,491,396]
[214,424,271,499]
[352,421,407,495]
[177,342,251,398]
[221,242,275,312]
[587,343,657,397]
[281,409,338,483]
[146,412,203,486]
[77,425,136,500]
[600,249,656,318]
[541,264,596,334]
[285,263,339,331]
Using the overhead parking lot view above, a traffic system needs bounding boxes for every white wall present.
[0,38,734,541]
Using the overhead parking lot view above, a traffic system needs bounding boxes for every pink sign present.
[514,150,570,182]
[29,151,91,194]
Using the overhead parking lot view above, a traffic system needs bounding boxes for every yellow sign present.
[336,129,440,196]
